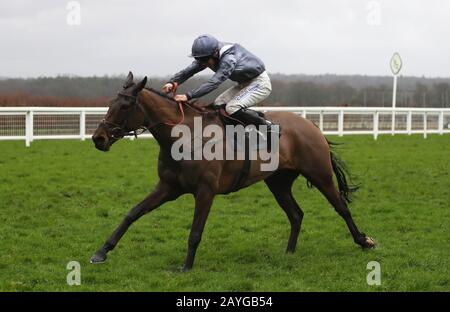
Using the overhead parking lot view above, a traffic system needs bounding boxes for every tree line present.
[0,74,448,107]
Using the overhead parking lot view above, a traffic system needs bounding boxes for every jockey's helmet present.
[190,34,219,59]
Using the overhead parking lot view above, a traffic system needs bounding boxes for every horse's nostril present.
[93,134,103,142]
[92,134,106,147]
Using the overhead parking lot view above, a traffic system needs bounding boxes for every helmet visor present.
[194,56,210,63]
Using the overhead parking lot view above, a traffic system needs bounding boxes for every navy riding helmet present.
[189,34,219,59]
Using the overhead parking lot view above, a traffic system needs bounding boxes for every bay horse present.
[91,72,375,271]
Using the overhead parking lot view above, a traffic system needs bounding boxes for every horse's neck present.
[139,89,179,125]
[138,89,198,148]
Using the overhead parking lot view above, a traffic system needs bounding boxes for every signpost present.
[390,52,402,135]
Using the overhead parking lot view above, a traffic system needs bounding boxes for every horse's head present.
[92,71,147,151]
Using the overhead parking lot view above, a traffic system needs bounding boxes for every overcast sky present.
[1,0,449,78]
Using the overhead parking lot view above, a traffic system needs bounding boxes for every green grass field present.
[0,135,448,291]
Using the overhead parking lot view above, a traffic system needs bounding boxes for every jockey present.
[162,34,277,132]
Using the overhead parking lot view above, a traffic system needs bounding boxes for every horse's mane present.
[144,87,177,103]
[143,86,210,114]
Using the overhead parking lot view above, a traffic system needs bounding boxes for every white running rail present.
[0,106,449,146]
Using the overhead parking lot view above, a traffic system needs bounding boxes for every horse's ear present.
[123,71,134,89]
[133,76,147,94]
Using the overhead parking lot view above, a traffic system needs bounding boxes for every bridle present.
[101,89,186,140]
[100,92,146,140]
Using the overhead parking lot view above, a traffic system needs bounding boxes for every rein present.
[161,101,185,126]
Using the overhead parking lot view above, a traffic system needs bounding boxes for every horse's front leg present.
[183,184,215,271]
[90,181,180,264]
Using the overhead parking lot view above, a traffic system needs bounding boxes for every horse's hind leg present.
[312,174,375,249]
[265,170,304,253]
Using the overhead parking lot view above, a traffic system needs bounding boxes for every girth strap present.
[227,133,251,193]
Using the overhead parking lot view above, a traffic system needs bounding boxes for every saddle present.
[195,102,269,130]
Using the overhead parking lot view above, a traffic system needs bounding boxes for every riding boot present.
[231,108,281,134]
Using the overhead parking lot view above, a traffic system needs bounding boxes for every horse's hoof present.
[362,236,376,249]
[90,253,107,264]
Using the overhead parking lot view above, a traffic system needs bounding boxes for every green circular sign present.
[390,52,402,75]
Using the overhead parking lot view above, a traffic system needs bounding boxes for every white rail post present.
[25,109,34,147]
[319,111,324,131]
[25,110,30,147]
[423,112,427,139]
[80,110,86,141]
[30,110,34,143]
[438,110,444,135]
[302,110,306,119]
[338,110,344,137]
[373,111,379,140]
[407,110,412,135]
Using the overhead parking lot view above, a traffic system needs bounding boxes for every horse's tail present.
[326,139,360,204]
